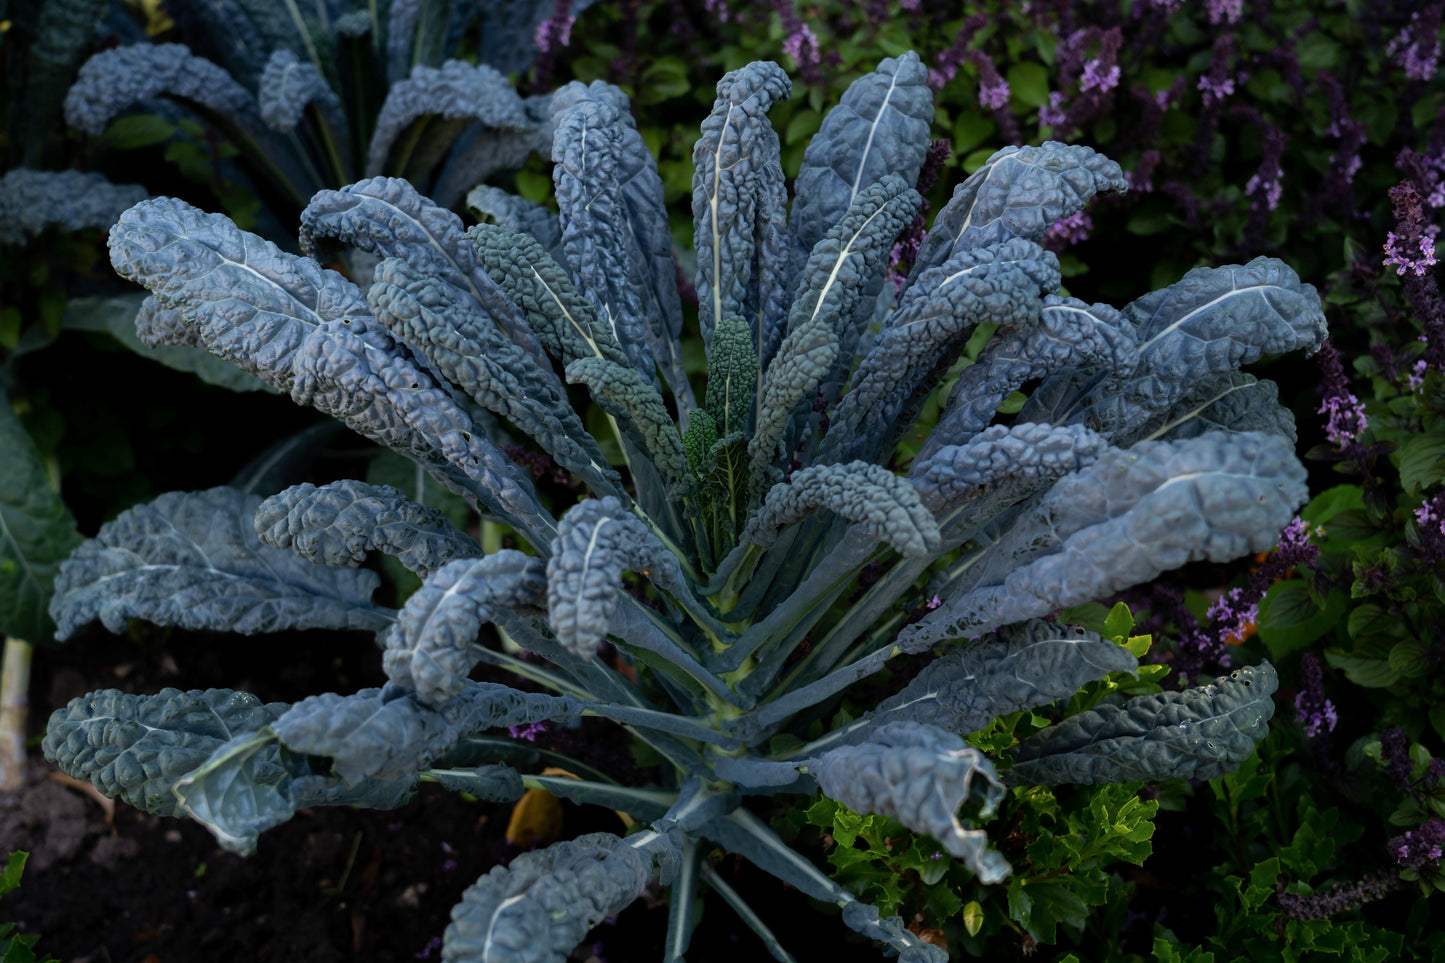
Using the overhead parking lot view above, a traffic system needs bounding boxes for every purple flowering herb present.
[772,0,821,85]
[1388,819,1445,869]
[1415,491,1445,567]
[1041,210,1092,252]
[1198,35,1239,108]
[1379,727,1413,792]
[704,0,730,23]
[1277,871,1403,921]
[929,13,988,93]
[1384,225,1440,278]
[1204,586,1257,644]
[508,720,548,742]
[1128,148,1161,193]
[1174,517,1318,681]
[1312,70,1367,214]
[1039,90,1068,129]
[1386,181,1445,371]
[1206,0,1243,25]
[1408,358,1429,392]
[1315,339,1369,452]
[1079,58,1120,93]
[415,936,442,959]
[976,67,1011,111]
[1293,652,1337,739]
[1244,124,1285,212]
[1386,4,1444,82]
[887,139,952,291]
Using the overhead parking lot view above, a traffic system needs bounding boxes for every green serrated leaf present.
[1387,638,1431,678]
[1395,431,1445,495]
[1256,581,1345,660]
[1324,650,1399,688]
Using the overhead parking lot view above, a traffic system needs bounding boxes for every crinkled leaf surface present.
[49,487,389,640]
[465,184,560,250]
[272,681,581,785]
[366,59,532,175]
[552,94,662,390]
[788,51,933,275]
[468,222,632,370]
[299,177,556,376]
[258,47,342,133]
[366,256,620,497]
[62,293,273,394]
[865,620,1138,737]
[691,60,791,351]
[919,295,1138,458]
[808,721,1010,883]
[898,431,1309,651]
[1006,662,1279,784]
[912,141,1126,270]
[825,238,1060,466]
[743,461,939,558]
[0,168,147,246]
[63,42,259,136]
[255,479,482,580]
[546,497,684,658]
[1024,257,1326,440]
[382,552,548,707]
[109,196,551,541]
[41,687,286,820]
[909,422,1113,537]
[1140,372,1297,443]
[443,831,675,963]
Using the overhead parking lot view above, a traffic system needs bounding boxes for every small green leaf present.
[1396,431,1445,495]
[1256,581,1344,660]
[1102,602,1135,641]
[1324,650,1399,688]
[514,168,553,205]
[1300,484,1364,528]
[0,852,26,896]
[952,112,996,154]
[1006,62,1049,109]
[98,113,176,151]
[1123,635,1153,658]
[962,899,984,937]
[784,108,823,146]
[1387,638,1431,678]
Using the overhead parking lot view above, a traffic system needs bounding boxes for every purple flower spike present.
[1388,819,1445,869]
[1293,653,1337,739]
[1386,5,1444,82]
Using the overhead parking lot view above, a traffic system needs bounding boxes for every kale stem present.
[308,101,351,186]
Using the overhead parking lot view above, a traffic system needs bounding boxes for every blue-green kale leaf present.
[1005,662,1279,784]
[48,487,390,640]
[255,479,483,580]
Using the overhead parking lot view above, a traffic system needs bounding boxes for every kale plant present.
[43,53,1324,961]
[3,0,593,244]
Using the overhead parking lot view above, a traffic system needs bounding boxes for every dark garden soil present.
[2,627,892,963]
